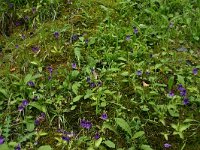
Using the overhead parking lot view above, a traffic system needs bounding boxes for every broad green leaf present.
[71,105,77,110]
[115,118,132,137]
[95,137,103,148]
[38,145,52,150]
[179,124,191,132]
[104,140,115,148]
[24,74,32,84]
[73,95,83,103]
[72,82,80,95]
[140,145,153,150]
[26,122,35,132]
[132,131,145,139]
[177,75,185,85]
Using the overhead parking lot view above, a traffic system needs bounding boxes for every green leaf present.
[140,145,153,150]
[73,95,83,103]
[132,131,145,139]
[168,76,174,90]
[104,140,115,148]
[102,122,118,135]
[0,144,10,150]
[26,122,35,132]
[29,102,47,113]
[72,82,80,95]
[24,74,32,84]
[95,137,103,148]
[38,145,52,150]
[0,88,8,98]
[177,75,185,85]
[179,124,191,132]
[121,71,129,76]
[115,118,132,137]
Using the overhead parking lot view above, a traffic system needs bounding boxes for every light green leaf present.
[38,145,52,150]
[121,71,129,76]
[95,137,103,148]
[115,118,132,137]
[177,75,185,85]
[132,131,145,139]
[179,124,191,132]
[0,144,10,150]
[72,82,80,95]
[104,140,115,148]
[73,95,83,103]
[140,145,153,150]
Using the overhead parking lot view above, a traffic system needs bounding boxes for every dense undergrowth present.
[0,0,200,150]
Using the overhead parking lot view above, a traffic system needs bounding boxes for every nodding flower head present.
[80,119,92,129]
[164,143,171,148]
[101,112,108,120]
[54,31,59,39]
[0,136,5,145]
[193,68,198,75]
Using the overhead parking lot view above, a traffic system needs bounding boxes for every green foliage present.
[0,0,200,149]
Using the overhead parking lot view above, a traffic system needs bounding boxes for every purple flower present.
[180,88,187,97]
[47,66,53,74]
[136,70,142,76]
[27,81,35,87]
[15,21,21,27]
[54,31,59,39]
[80,119,92,129]
[18,105,24,112]
[193,68,198,75]
[62,136,70,141]
[0,136,5,144]
[22,99,29,106]
[94,132,100,140]
[125,35,131,41]
[164,143,171,148]
[35,119,40,125]
[32,46,39,52]
[71,34,79,42]
[101,113,108,120]
[90,82,96,88]
[183,98,189,105]
[72,63,77,69]
[15,45,19,49]
[15,144,21,150]
[177,84,187,97]
[133,27,138,34]
[169,91,174,97]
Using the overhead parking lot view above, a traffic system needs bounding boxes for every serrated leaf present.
[38,145,52,150]
[95,137,103,148]
[104,140,115,148]
[132,131,145,139]
[115,118,132,137]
